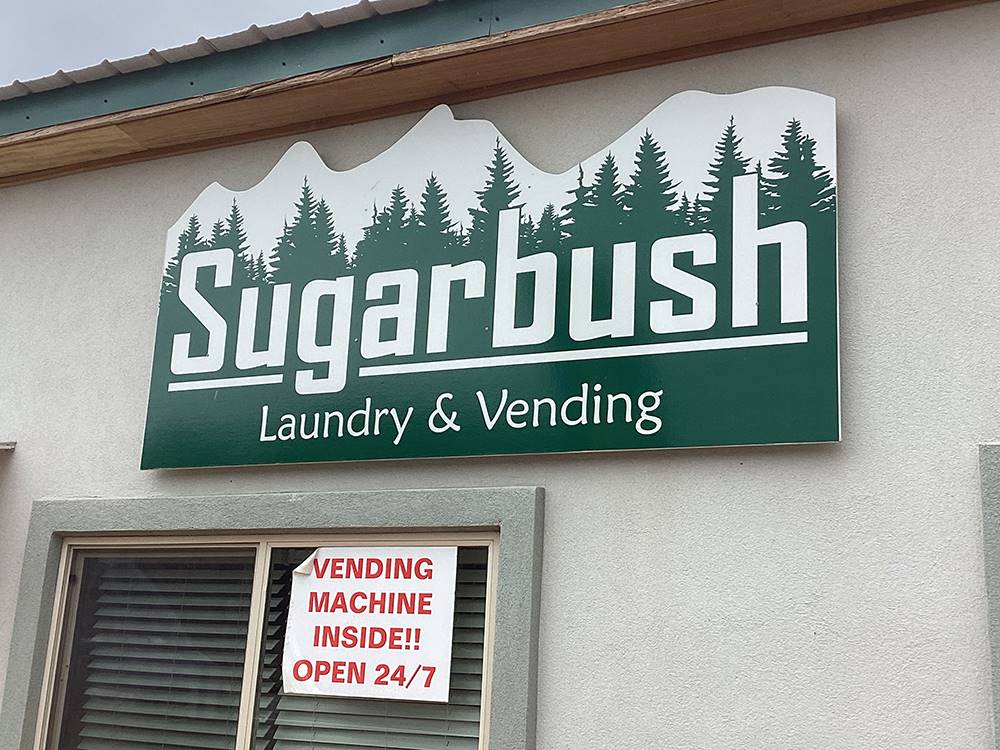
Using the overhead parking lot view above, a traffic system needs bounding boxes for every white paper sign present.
[282,546,458,702]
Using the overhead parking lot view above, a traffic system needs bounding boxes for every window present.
[56,553,256,750]
[35,533,498,750]
[0,488,541,750]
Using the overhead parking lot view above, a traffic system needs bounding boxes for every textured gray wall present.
[2,4,1000,747]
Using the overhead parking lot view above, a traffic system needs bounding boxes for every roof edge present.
[0,0,990,188]
[0,0,637,137]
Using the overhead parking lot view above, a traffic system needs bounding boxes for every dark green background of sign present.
[144,339,838,468]
[142,106,839,469]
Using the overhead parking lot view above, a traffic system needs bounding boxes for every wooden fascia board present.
[0,0,990,188]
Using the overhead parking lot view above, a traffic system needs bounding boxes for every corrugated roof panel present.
[0,81,31,100]
[260,15,324,41]
[21,70,74,93]
[65,60,120,84]
[370,0,431,14]
[0,0,440,102]
[313,2,377,26]
[155,38,216,64]
[110,52,165,74]
[210,25,270,52]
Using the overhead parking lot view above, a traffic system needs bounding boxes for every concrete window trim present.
[981,444,1000,748]
[0,486,544,750]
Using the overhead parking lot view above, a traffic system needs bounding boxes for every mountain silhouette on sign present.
[160,87,836,286]
[156,85,838,365]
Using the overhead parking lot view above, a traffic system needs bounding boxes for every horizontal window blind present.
[254,546,487,750]
[58,555,255,750]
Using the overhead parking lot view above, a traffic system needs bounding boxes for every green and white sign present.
[142,86,839,469]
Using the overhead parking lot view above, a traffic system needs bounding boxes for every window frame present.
[0,487,543,750]
[39,532,499,750]
[980,444,1000,750]
[44,544,266,750]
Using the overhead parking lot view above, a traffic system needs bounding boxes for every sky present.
[0,0,359,85]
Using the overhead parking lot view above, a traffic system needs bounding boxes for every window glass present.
[253,546,488,750]
[56,554,256,750]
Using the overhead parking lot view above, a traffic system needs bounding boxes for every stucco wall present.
[2,4,1000,747]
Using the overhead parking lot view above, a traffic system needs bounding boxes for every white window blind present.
[58,555,256,750]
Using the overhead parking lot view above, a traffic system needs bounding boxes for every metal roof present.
[0,0,438,102]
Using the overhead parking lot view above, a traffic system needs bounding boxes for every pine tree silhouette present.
[268,220,294,283]
[417,174,452,235]
[678,192,692,228]
[178,214,207,255]
[223,199,255,285]
[755,161,771,219]
[468,139,520,255]
[209,219,226,249]
[405,205,419,253]
[386,186,411,238]
[354,186,413,270]
[415,173,457,258]
[764,119,803,213]
[690,193,710,230]
[314,199,338,260]
[703,116,752,230]
[562,152,626,247]
[556,154,627,336]
[161,214,208,299]
[271,179,345,282]
[586,153,627,323]
[700,117,751,333]
[287,177,318,276]
[453,224,469,250]
[803,136,836,215]
[253,253,272,284]
[536,203,563,252]
[624,130,681,234]
[693,193,712,232]
[335,234,351,267]
[622,133,684,338]
[519,212,538,251]
[160,264,179,301]
[224,200,249,254]
[590,153,626,224]
[354,203,382,270]
[561,165,590,249]
[765,120,836,220]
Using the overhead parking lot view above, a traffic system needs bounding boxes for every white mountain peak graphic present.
[166,86,836,268]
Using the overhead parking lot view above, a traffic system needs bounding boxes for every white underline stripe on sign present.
[358,331,809,378]
[167,374,284,392]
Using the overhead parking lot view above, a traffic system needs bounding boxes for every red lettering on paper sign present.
[281,546,458,702]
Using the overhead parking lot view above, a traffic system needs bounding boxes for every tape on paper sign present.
[282,546,458,702]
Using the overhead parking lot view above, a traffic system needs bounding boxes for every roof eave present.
[0,0,989,188]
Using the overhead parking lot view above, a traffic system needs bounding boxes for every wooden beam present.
[0,0,990,187]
